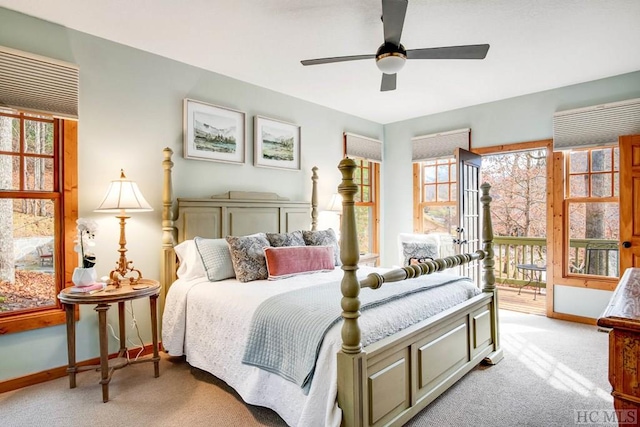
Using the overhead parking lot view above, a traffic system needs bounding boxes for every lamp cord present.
[106,300,145,362]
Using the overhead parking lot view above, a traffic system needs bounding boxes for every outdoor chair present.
[585,241,619,277]
[37,245,53,267]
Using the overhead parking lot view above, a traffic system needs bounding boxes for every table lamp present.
[327,193,343,238]
[94,169,153,287]
[327,193,343,214]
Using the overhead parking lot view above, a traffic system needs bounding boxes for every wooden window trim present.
[0,119,77,335]
[371,162,380,253]
[412,158,457,233]
[352,159,380,254]
[553,146,619,291]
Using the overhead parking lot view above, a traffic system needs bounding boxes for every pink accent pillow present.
[264,246,335,280]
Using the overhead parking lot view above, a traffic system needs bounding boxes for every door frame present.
[619,134,640,272]
[473,139,553,317]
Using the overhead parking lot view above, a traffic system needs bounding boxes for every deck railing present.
[493,236,546,287]
[492,236,619,286]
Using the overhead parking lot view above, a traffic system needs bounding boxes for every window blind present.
[553,98,640,150]
[344,132,382,162]
[412,128,470,162]
[0,45,79,119]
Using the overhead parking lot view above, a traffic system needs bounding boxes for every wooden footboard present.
[337,158,503,427]
[338,292,497,426]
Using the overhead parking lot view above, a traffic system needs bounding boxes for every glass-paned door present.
[456,148,482,287]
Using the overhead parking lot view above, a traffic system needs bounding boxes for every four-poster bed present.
[160,147,502,426]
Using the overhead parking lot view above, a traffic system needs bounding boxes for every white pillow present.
[174,240,206,280]
[397,233,440,266]
[194,237,236,282]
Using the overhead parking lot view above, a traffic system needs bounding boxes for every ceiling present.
[1,0,639,124]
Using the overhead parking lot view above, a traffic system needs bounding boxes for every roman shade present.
[0,45,79,119]
[344,132,382,162]
[553,98,640,150]
[412,128,470,162]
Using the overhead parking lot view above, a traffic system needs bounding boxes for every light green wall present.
[0,7,382,382]
[382,70,640,318]
[2,5,639,382]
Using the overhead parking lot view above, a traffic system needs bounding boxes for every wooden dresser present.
[597,268,640,418]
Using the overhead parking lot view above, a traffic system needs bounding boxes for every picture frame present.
[254,115,301,171]
[183,99,245,164]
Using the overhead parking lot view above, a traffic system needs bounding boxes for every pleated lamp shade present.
[94,170,153,213]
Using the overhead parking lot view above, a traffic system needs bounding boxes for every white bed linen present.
[162,267,479,427]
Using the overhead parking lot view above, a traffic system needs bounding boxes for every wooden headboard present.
[175,192,313,241]
[160,148,319,295]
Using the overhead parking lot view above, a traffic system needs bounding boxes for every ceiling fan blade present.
[382,0,408,47]
[406,44,490,60]
[301,54,375,66]
[380,73,397,91]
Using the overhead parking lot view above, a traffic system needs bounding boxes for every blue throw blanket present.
[241,274,467,392]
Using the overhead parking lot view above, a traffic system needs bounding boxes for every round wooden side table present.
[58,278,161,402]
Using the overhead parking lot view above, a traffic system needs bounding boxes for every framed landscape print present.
[254,115,301,170]
[183,99,245,164]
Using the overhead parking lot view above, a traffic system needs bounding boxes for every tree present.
[482,150,547,276]
[585,150,610,275]
[482,150,547,238]
[0,116,14,283]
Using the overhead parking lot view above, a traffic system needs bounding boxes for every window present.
[0,109,77,334]
[352,158,379,255]
[413,157,457,234]
[565,147,619,278]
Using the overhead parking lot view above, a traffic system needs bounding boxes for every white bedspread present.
[162,267,480,427]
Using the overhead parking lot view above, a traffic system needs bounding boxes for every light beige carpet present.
[1,310,613,427]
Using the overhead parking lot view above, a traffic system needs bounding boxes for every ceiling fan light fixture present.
[376,52,406,74]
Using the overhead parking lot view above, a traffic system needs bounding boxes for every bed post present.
[161,148,177,299]
[336,158,366,427]
[311,166,318,231]
[480,182,503,364]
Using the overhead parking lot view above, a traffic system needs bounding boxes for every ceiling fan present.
[300,0,490,92]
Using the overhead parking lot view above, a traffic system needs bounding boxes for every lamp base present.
[109,266,142,288]
[108,214,143,288]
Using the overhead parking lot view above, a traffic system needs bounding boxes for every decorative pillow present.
[264,246,335,280]
[265,230,305,247]
[402,241,438,267]
[302,228,341,266]
[174,240,206,280]
[193,237,236,282]
[225,233,271,282]
[397,232,441,266]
